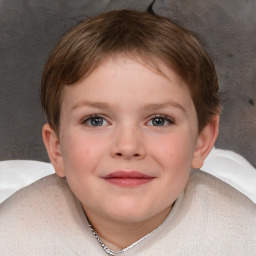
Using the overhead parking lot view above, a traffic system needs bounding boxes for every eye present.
[147,115,174,126]
[82,115,109,127]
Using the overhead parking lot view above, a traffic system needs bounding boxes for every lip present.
[103,171,155,187]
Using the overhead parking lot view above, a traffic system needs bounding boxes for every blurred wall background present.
[0,0,256,167]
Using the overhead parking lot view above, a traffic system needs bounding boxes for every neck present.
[84,205,172,251]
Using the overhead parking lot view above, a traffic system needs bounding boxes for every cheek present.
[152,132,196,166]
[59,132,108,201]
[60,131,108,174]
[150,131,197,192]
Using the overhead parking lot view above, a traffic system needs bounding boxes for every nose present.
[110,126,146,160]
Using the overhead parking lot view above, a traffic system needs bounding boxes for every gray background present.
[0,0,256,167]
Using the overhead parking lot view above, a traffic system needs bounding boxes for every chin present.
[106,203,158,223]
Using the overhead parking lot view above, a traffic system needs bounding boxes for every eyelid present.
[81,114,110,126]
[146,114,175,126]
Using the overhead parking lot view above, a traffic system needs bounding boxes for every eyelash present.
[81,114,175,127]
[81,114,109,127]
[147,115,175,126]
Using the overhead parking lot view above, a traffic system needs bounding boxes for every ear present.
[42,123,65,177]
[192,115,220,169]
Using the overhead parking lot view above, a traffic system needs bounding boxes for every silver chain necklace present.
[87,218,157,255]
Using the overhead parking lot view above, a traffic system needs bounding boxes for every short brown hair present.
[41,9,220,134]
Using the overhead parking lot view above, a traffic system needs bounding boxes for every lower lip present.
[104,177,154,187]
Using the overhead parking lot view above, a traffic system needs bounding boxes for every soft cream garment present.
[0,170,255,255]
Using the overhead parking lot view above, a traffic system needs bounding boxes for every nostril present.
[115,152,141,158]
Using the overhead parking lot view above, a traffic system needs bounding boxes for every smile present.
[103,171,155,187]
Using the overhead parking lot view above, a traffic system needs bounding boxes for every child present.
[1,10,255,255]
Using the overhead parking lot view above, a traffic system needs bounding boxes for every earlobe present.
[42,123,65,177]
[192,115,220,169]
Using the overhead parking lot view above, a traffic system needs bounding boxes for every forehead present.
[60,56,194,115]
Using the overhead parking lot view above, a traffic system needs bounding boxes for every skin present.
[43,56,219,251]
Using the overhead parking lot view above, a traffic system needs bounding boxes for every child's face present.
[47,56,210,225]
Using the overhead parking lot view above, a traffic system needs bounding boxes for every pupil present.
[91,118,103,126]
[153,118,164,126]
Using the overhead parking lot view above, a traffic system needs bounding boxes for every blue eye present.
[148,115,174,126]
[83,115,108,126]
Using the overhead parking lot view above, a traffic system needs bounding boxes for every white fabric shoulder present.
[0,147,256,204]
[201,147,256,204]
[0,160,54,203]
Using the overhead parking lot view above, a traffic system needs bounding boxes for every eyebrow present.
[72,101,112,111]
[72,100,186,113]
[141,102,186,112]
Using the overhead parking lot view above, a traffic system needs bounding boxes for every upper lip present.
[104,171,154,179]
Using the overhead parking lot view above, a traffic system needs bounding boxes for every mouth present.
[103,171,155,187]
